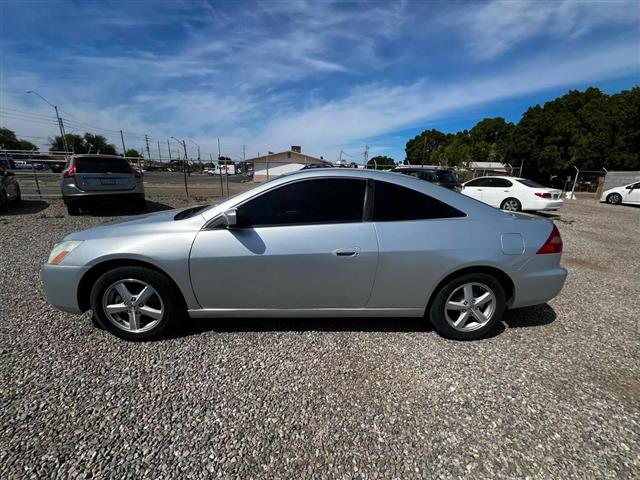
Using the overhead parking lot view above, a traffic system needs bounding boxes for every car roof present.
[200,167,507,221]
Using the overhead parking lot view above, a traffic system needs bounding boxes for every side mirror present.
[221,208,238,228]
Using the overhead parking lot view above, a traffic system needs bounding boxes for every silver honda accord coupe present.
[41,169,567,341]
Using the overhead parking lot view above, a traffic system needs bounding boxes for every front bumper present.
[41,264,89,314]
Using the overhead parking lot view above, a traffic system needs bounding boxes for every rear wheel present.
[606,193,622,205]
[428,273,506,340]
[500,198,521,212]
[90,266,182,341]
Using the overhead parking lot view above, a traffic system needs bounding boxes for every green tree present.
[0,127,38,151]
[50,132,117,155]
[367,155,395,169]
[125,148,142,158]
[405,129,447,165]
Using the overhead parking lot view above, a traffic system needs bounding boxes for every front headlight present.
[47,241,83,265]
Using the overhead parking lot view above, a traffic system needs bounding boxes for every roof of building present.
[468,161,508,170]
[247,150,331,165]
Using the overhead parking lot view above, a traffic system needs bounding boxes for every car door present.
[462,177,490,201]
[189,177,378,310]
[483,178,514,208]
[624,182,640,204]
[367,180,468,310]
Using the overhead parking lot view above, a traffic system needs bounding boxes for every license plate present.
[100,178,125,185]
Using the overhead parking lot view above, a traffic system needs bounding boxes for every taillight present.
[537,224,563,254]
[63,162,76,178]
[129,163,142,178]
[535,192,551,198]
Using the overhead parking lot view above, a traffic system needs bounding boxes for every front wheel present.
[428,273,506,340]
[500,198,521,212]
[90,266,183,341]
[606,193,622,205]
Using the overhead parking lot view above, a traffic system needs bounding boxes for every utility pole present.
[167,139,172,162]
[181,139,189,198]
[25,90,69,154]
[157,140,162,163]
[144,134,151,172]
[120,130,127,157]
[364,145,369,169]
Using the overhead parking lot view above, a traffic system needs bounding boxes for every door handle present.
[333,247,361,257]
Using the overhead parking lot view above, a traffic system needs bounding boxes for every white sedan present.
[600,181,640,206]
[462,176,563,212]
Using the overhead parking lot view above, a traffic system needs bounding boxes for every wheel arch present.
[77,258,188,313]
[424,265,515,316]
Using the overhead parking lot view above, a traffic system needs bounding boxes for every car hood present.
[65,208,205,241]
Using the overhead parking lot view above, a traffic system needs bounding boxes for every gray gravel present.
[1,196,639,479]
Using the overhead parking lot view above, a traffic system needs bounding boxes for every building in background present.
[248,146,331,181]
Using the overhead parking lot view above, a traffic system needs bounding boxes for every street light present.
[170,136,189,198]
[25,90,69,154]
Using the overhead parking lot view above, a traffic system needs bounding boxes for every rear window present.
[435,170,459,183]
[75,157,130,174]
[516,179,545,188]
[373,180,465,221]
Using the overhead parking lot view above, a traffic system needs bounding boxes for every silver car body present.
[61,154,144,201]
[42,169,567,318]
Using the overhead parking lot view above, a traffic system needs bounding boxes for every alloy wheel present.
[502,199,520,211]
[102,279,164,333]
[444,282,496,332]
[607,193,621,205]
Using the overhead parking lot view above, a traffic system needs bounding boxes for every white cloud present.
[449,0,640,59]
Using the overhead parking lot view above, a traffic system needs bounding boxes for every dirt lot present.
[1,195,638,478]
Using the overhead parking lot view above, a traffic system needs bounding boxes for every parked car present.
[461,176,563,212]
[42,169,567,342]
[600,181,640,206]
[60,154,145,215]
[391,167,462,192]
[0,159,21,210]
[13,160,31,169]
[50,163,65,173]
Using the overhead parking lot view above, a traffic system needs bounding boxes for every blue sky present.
[1,0,638,162]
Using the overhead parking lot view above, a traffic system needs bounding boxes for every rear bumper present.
[63,192,145,204]
[525,199,564,211]
[511,257,568,308]
[61,181,144,199]
[41,264,89,314]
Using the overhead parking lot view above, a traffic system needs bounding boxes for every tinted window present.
[75,157,130,174]
[516,179,545,188]
[435,170,459,183]
[465,178,491,187]
[407,171,438,182]
[489,178,513,188]
[238,178,366,226]
[373,180,465,221]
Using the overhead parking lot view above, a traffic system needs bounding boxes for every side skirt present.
[187,308,424,319]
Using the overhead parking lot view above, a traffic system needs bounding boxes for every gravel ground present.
[1,197,638,479]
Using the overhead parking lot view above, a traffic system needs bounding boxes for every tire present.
[606,193,622,205]
[66,202,81,216]
[428,273,506,341]
[90,266,183,341]
[500,198,521,212]
[13,185,21,203]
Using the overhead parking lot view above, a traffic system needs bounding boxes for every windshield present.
[517,179,546,188]
[436,170,459,183]
[75,157,130,174]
